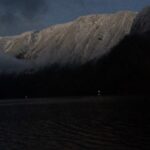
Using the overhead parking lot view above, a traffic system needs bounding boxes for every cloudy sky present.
[0,0,149,36]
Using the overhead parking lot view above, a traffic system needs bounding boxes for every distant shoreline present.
[0,96,148,106]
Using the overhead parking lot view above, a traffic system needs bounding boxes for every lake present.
[0,96,149,150]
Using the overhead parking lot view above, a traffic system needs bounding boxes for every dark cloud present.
[0,0,47,19]
[0,0,48,36]
[0,0,149,36]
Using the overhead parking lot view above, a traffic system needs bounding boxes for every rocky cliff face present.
[131,6,150,34]
[0,11,136,66]
[96,6,150,94]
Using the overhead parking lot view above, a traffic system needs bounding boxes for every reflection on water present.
[0,97,149,150]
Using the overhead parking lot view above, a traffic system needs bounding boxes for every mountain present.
[1,8,150,97]
[131,6,150,34]
[0,11,136,66]
[95,6,150,95]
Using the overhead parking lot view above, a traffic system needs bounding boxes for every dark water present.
[0,97,149,150]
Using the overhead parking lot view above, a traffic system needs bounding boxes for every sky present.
[0,0,149,36]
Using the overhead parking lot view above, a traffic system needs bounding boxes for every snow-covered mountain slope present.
[0,11,136,66]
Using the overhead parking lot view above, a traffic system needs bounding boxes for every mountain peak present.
[0,11,136,66]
